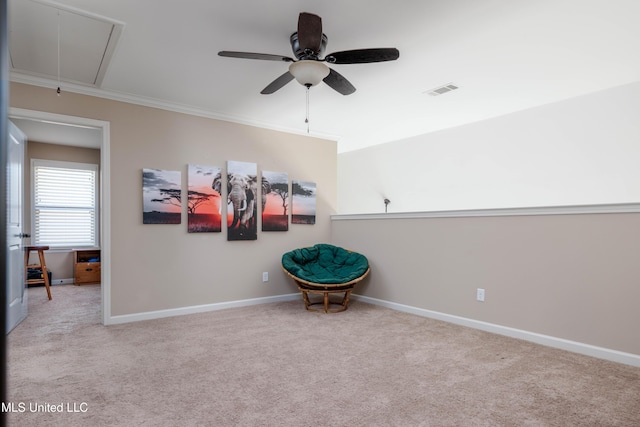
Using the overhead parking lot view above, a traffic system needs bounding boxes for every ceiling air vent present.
[425,83,459,96]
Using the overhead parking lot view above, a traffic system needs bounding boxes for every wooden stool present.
[25,245,52,300]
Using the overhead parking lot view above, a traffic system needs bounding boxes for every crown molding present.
[10,73,340,142]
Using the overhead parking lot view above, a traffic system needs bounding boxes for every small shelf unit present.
[74,249,101,285]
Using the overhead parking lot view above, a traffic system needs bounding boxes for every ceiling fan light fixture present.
[219,13,399,95]
[289,60,330,87]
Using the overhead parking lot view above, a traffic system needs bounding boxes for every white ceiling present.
[8,0,640,153]
[9,117,103,149]
[9,0,123,87]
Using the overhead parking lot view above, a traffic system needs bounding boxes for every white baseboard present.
[51,278,75,285]
[103,291,640,367]
[352,294,640,368]
[106,293,300,325]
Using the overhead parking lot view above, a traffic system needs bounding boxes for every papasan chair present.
[282,243,370,313]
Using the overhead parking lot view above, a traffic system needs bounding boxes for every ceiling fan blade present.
[325,48,400,64]
[218,51,294,62]
[323,68,356,96]
[297,12,323,54]
[261,72,295,94]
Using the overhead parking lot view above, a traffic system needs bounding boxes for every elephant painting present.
[261,176,271,216]
[212,171,223,198]
[228,173,254,230]
[245,176,271,229]
[216,161,267,241]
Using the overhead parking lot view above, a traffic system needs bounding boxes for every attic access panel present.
[9,0,124,87]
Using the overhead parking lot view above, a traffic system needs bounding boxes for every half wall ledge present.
[332,202,640,220]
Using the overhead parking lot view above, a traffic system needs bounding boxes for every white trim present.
[332,203,640,220]
[9,108,111,327]
[51,278,74,285]
[16,0,125,87]
[103,289,640,367]
[352,294,640,368]
[29,0,126,26]
[100,121,111,326]
[10,73,340,143]
[107,293,300,325]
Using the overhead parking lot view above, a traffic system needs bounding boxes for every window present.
[32,159,99,248]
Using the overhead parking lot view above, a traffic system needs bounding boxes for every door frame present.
[9,108,111,325]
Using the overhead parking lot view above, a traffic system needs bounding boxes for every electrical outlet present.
[262,272,269,282]
[476,288,485,302]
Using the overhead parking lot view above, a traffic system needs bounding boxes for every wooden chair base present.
[297,284,354,313]
[283,264,370,314]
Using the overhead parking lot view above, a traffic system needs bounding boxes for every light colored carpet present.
[7,284,640,426]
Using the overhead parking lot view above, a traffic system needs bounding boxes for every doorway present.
[8,108,111,325]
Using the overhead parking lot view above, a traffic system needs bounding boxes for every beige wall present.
[331,212,640,356]
[11,82,337,316]
[11,83,639,361]
[25,142,101,280]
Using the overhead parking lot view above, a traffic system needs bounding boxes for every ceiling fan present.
[218,12,400,96]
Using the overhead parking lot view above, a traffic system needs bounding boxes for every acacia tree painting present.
[187,164,222,232]
[262,171,288,231]
[143,168,182,224]
[291,180,316,225]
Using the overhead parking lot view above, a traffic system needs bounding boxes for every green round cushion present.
[282,243,369,284]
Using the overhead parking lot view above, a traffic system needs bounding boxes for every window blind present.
[32,160,98,248]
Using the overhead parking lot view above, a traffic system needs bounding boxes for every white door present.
[6,121,27,333]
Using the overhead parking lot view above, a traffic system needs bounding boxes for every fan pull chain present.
[56,10,61,96]
[305,85,310,133]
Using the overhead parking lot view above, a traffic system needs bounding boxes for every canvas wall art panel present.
[142,168,182,224]
[227,160,258,240]
[291,180,316,225]
[187,164,222,232]
[262,171,288,232]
